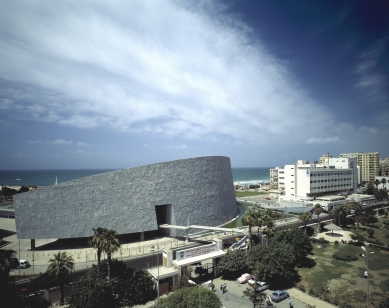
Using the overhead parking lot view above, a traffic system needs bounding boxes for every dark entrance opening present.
[155,204,172,236]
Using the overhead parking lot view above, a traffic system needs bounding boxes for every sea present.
[0,167,271,187]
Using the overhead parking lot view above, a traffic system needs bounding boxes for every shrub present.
[296,284,306,292]
[365,238,384,246]
[309,288,315,295]
[334,240,339,245]
[367,228,375,238]
[332,251,357,262]
[311,237,329,244]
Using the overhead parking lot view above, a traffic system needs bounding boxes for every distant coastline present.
[0,167,271,187]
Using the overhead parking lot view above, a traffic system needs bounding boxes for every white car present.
[248,279,271,291]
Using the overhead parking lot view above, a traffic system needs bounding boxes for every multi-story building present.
[270,167,280,189]
[319,154,333,164]
[380,157,389,176]
[282,157,357,198]
[340,152,379,183]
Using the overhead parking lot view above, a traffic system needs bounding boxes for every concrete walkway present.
[311,229,354,243]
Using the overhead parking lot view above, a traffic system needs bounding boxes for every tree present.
[367,228,375,238]
[262,209,276,243]
[272,226,312,261]
[0,249,24,308]
[242,275,267,308]
[350,233,365,243]
[69,259,156,308]
[365,182,375,195]
[381,178,387,190]
[299,211,312,234]
[333,204,348,226]
[47,251,74,306]
[217,249,248,280]
[248,242,297,286]
[242,208,258,249]
[69,274,116,308]
[375,179,381,189]
[0,186,17,199]
[171,268,192,292]
[89,228,121,279]
[348,201,362,228]
[17,186,30,193]
[0,249,18,282]
[99,228,121,280]
[314,204,323,232]
[361,210,379,226]
[88,227,105,276]
[151,286,222,308]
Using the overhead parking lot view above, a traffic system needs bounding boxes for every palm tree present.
[314,204,323,233]
[242,208,257,249]
[47,251,74,305]
[333,205,346,226]
[262,209,276,243]
[0,249,18,282]
[100,228,121,280]
[299,211,312,234]
[348,201,362,228]
[88,227,105,276]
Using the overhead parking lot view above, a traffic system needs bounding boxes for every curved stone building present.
[14,156,237,239]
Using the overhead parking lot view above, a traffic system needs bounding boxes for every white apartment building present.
[282,157,358,198]
[379,157,389,176]
[340,152,379,183]
[270,167,281,189]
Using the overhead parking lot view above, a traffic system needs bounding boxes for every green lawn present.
[347,218,389,247]
[298,233,389,307]
[235,191,269,198]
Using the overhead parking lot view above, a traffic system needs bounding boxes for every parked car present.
[270,290,289,302]
[248,279,271,291]
[14,259,31,269]
[237,273,252,284]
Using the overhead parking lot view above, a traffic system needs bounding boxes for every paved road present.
[134,276,336,308]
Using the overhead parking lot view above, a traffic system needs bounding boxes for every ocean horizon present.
[0,167,271,187]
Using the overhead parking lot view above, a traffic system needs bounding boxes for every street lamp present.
[361,246,374,308]
[188,279,202,308]
[150,245,155,267]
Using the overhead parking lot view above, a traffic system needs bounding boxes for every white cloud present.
[74,150,85,154]
[0,0,342,147]
[359,126,378,134]
[26,140,43,144]
[305,137,340,144]
[353,38,389,107]
[77,142,92,146]
[164,145,188,149]
[48,139,73,145]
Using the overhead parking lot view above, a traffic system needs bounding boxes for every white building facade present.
[282,157,358,198]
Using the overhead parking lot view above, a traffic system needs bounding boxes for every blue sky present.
[1,0,388,169]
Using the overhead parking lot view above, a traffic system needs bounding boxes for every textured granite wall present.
[14,156,237,239]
